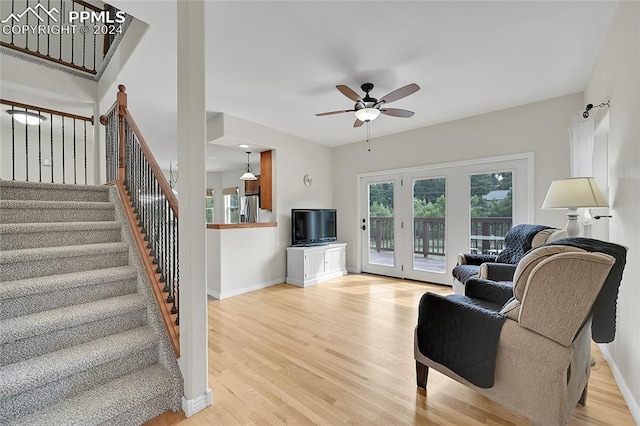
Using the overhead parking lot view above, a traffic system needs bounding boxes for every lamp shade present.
[542,177,609,209]
[354,107,381,122]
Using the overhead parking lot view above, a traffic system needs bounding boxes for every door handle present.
[362,224,366,231]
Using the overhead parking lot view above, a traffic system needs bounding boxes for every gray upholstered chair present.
[452,224,565,294]
[416,245,615,426]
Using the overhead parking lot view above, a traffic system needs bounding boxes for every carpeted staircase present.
[0,180,183,425]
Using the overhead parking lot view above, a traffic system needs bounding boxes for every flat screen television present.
[291,209,337,246]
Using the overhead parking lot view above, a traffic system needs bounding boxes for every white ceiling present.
[97,1,618,167]
[203,1,617,146]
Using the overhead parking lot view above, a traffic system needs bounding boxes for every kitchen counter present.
[206,222,277,229]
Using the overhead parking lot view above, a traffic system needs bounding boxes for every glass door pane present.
[469,171,513,255]
[412,177,446,273]
[360,174,403,278]
[367,181,395,267]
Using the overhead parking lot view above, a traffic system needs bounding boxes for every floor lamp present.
[542,177,609,237]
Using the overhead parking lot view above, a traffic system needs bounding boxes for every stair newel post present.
[117,85,127,182]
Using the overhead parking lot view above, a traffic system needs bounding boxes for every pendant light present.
[240,151,257,180]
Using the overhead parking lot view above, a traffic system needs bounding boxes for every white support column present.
[177,0,211,417]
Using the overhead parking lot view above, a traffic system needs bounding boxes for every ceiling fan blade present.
[315,109,355,117]
[378,83,420,104]
[380,108,415,118]
[354,119,364,128]
[336,85,362,102]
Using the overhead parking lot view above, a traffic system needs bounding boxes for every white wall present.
[206,227,281,299]
[585,2,640,421]
[332,93,582,271]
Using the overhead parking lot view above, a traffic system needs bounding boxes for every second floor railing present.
[101,85,180,356]
[1,98,93,183]
[369,216,513,256]
[0,0,126,76]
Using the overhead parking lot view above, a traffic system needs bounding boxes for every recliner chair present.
[452,224,564,294]
[416,244,616,426]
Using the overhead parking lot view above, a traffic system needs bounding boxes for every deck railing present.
[0,0,126,76]
[369,216,512,256]
[0,98,93,183]
[101,85,180,356]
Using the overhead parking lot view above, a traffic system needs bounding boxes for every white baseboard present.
[207,278,284,300]
[598,343,640,424]
[182,388,212,417]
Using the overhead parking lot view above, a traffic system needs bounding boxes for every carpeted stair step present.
[0,242,129,282]
[0,221,122,250]
[0,200,115,224]
[0,180,110,202]
[0,326,160,423]
[0,294,148,365]
[8,364,176,426]
[0,266,138,320]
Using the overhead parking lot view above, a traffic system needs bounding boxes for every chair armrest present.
[458,253,498,266]
[479,263,517,281]
[417,292,506,388]
[465,277,514,306]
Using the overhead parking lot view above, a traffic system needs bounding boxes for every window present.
[223,187,239,224]
[205,189,214,223]
[469,171,513,254]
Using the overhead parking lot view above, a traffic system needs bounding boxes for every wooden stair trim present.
[116,180,180,357]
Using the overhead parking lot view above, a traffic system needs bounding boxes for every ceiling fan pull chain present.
[367,122,371,152]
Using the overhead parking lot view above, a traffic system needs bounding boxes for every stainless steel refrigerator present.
[240,195,260,223]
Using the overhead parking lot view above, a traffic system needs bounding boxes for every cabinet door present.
[305,251,326,279]
[244,176,261,195]
[325,248,343,273]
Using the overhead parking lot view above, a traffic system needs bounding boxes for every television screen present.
[291,209,337,246]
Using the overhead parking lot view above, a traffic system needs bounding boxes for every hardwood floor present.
[145,274,635,425]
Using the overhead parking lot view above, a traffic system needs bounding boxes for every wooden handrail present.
[120,93,179,216]
[103,85,181,358]
[117,180,180,357]
[73,0,103,12]
[99,101,117,125]
[1,99,93,123]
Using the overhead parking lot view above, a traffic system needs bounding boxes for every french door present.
[360,156,531,285]
[360,175,403,278]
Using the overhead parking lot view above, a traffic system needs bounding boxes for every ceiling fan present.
[316,82,420,127]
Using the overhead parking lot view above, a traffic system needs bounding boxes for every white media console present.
[286,243,347,287]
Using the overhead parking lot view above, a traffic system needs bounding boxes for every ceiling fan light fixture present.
[354,107,380,122]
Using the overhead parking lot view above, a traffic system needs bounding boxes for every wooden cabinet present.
[286,243,347,287]
[244,176,260,195]
[260,150,272,210]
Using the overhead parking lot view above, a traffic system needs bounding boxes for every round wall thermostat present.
[303,174,312,187]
